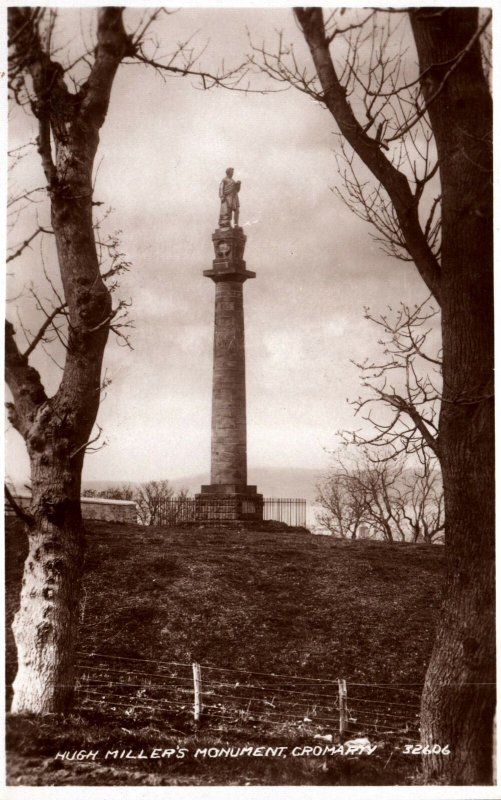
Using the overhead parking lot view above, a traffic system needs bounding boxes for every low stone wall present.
[6,494,137,524]
[80,497,137,524]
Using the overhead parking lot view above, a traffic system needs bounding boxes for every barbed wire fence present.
[72,651,421,740]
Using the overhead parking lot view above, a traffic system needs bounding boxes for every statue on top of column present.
[219,167,240,228]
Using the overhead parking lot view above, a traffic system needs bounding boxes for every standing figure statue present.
[219,167,240,228]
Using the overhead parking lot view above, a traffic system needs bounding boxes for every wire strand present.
[79,688,192,709]
[79,697,188,714]
[77,651,191,669]
[199,664,341,683]
[204,681,342,702]
[347,695,421,709]
[203,692,338,712]
[347,706,418,721]
[346,719,416,733]
[77,663,192,682]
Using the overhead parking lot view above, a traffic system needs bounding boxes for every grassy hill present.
[5,517,445,787]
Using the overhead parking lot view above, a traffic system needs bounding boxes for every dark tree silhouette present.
[252,7,493,783]
[6,7,242,715]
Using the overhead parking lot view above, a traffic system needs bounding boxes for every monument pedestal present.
[200,219,263,522]
[196,485,264,522]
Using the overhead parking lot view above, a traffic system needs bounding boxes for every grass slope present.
[6,518,445,786]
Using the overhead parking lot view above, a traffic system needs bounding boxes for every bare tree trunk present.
[12,458,84,713]
[293,7,493,782]
[7,7,131,714]
[410,8,495,783]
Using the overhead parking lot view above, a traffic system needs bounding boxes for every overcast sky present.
[6,7,434,487]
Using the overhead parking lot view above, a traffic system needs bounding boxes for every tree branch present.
[293,7,442,303]
[5,320,47,438]
[378,391,439,455]
[36,116,57,190]
[4,485,35,528]
[70,425,105,459]
[79,8,136,128]
[387,11,492,142]
[22,303,67,359]
[7,225,52,263]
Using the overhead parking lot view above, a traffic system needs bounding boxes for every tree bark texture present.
[410,8,494,784]
[7,8,133,714]
[294,6,494,783]
[11,466,84,714]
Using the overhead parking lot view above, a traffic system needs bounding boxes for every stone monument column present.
[210,273,247,486]
[197,169,263,521]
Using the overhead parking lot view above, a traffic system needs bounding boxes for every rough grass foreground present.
[5,518,445,786]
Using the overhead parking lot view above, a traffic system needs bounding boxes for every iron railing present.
[264,497,306,527]
[154,497,306,527]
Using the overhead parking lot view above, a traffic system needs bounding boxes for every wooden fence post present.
[338,678,347,739]
[193,662,202,723]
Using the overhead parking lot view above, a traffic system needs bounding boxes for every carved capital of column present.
[203,226,255,283]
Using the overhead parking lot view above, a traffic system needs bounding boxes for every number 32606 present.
[402,744,450,755]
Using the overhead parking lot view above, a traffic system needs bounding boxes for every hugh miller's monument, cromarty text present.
[196,169,263,521]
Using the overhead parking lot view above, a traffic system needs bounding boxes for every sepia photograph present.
[4,3,496,794]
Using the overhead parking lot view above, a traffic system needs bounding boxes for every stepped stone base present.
[200,483,259,495]
[195,485,263,521]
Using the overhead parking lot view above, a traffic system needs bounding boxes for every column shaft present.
[211,280,247,486]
